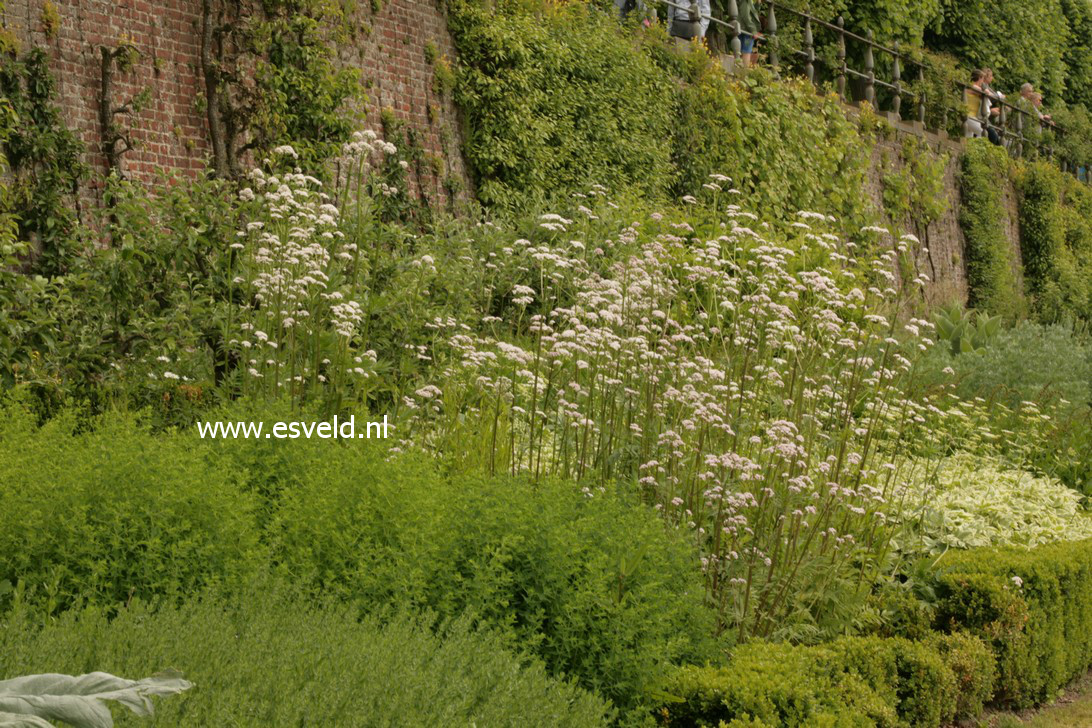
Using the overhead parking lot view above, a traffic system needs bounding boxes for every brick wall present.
[2,0,468,209]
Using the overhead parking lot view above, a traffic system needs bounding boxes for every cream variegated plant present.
[0,671,191,728]
[896,452,1092,556]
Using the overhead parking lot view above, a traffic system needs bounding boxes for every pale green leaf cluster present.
[898,453,1092,555]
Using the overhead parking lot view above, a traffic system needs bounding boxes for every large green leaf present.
[0,671,192,728]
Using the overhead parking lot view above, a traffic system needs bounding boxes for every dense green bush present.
[933,538,1092,708]
[930,321,1092,410]
[958,139,1023,317]
[912,321,1092,494]
[0,584,612,727]
[0,398,716,716]
[658,632,994,727]
[449,0,880,226]
[1017,161,1092,322]
[269,436,717,713]
[1060,0,1092,109]
[669,62,875,225]
[448,0,676,209]
[929,0,1070,104]
[0,401,261,613]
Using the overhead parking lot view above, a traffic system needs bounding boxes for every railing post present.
[917,65,926,124]
[803,17,815,84]
[728,0,741,61]
[836,16,847,102]
[1014,110,1024,158]
[891,42,902,120]
[767,2,778,75]
[999,103,1007,149]
[864,30,875,107]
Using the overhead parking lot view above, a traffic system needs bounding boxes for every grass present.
[988,672,1092,727]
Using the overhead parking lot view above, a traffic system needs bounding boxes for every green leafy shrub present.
[933,538,1092,708]
[0,401,262,614]
[927,321,1092,410]
[0,396,714,715]
[1060,0,1092,109]
[925,632,997,719]
[660,642,896,727]
[911,321,1092,493]
[270,438,717,713]
[958,139,1023,317]
[1017,161,1092,323]
[929,0,1070,104]
[448,0,675,209]
[658,632,994,727]
[0,584,612,727]
[668,60,876,226]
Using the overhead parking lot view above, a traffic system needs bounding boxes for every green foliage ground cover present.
[0,398,715,718]
[0,583,612,727]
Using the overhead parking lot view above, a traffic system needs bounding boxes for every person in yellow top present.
[965,69,1000,143]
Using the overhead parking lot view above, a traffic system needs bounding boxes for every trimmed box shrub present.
[658,632,993,727]
[933,538,1092,708]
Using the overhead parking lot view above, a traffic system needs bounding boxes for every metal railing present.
[656,0,1089,182]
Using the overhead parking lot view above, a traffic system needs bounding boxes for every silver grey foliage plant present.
[0,670,191,728]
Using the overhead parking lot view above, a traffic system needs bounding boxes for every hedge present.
[933,538,1092,708]
[658,632,994,727]
[662,538,1092,724]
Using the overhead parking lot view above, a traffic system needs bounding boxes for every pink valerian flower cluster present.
[397,188,938,638]
[230,143,382,401]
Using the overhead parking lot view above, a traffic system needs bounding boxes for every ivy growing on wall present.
[1017,162,1092,323]
[957,139,1023,318]
[0,48,85,277]
[199,0,363,177]
[881,134,950,238]
[447,0,676,210]
[448,0,880,227]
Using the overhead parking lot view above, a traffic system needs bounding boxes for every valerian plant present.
[395,181,945,641]
[228,138,396,410]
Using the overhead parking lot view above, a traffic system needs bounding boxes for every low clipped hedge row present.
[934,538,1092,708]
[658,632,993,727]
[663,537,1092,726]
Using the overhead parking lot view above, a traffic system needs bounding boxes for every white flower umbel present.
[232,151,375,406]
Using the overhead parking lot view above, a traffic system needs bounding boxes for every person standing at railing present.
[737,0,762,67]
[965,69,1000,144]
[981,69,1004,146]
[667,0,711,38]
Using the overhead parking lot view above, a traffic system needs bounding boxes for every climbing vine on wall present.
[1017,161,1092,323]
[881,134,949,235]
[199,0,362,177]
[958,139,1023,318]
[0,48,85,277]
